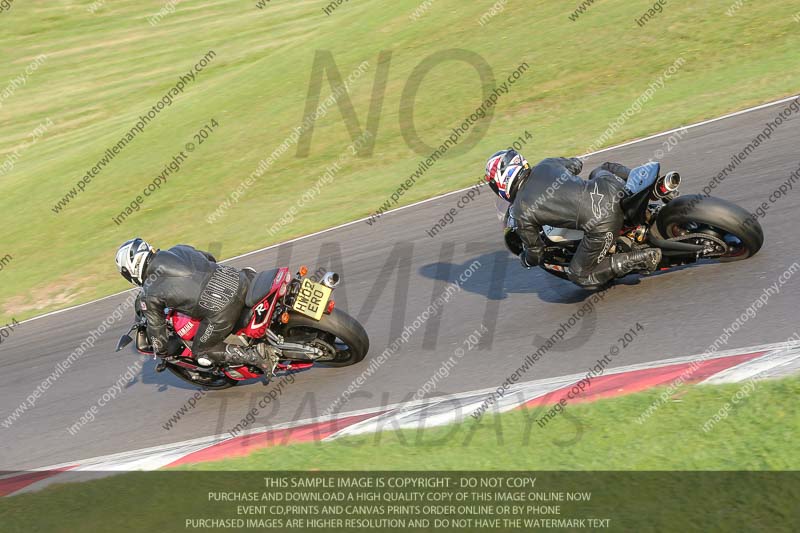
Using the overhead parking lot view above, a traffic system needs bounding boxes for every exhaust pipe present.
[653,171,681,199]
[663,171,681,191]
[320,271,340,288]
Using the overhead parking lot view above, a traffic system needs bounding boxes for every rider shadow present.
[418,250,600,305]
[134,356,205,392]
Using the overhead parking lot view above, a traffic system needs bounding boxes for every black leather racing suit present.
[513,157,632,289]
[140,245,248,359]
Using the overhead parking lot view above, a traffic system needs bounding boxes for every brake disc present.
[308,337,337,361]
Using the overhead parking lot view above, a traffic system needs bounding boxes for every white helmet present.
[115,238,154,286]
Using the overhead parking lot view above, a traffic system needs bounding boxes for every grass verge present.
[2,1,800,321]
[1,377,798,531]
[182,376,800,471]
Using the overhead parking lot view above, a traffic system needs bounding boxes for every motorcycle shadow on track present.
[128,350,313,392]
[419,250,589,305]
[418,250,688,305]
[127,354,219,393]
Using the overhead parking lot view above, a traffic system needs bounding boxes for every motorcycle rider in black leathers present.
[485,150,661,289]
[114,239,275,372]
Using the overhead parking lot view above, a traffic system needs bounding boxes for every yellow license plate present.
[292,279,332,320]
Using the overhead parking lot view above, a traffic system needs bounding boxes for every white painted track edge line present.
[16,94,800,326]
[12,341,792,474]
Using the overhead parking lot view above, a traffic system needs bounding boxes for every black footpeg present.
[155,361,167,373]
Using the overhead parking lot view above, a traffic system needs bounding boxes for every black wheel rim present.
[289,327,355,363]
[666,222,747,258]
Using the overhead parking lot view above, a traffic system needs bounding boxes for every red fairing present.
[237,267,290,339]
[278,362,313,371]
[225,367,262,380]
[169,311,201,341]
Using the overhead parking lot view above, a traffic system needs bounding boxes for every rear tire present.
[656,194,764,261]
[283,309,369,367]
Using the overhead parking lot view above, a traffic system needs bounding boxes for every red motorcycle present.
[116,266,369,389]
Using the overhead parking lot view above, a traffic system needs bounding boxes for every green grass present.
[182,376,800,471]
[1,378,798,531]
[1,0,800,321]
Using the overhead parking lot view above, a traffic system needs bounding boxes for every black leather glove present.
[564,157,583,176]
[504,227,523,256]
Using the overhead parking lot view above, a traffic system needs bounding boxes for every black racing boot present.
[225,344,279,377]
[611,248,662,277]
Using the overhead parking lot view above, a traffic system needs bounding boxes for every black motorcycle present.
[501,162,764,280]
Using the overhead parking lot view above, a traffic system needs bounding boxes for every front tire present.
[656,194,764,261]
[282,308,369,367]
